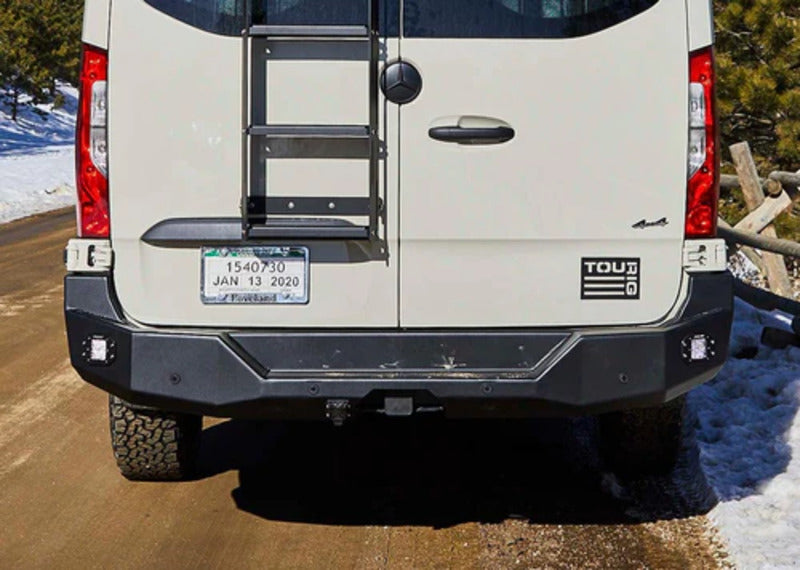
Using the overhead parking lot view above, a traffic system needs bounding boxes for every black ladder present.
[242,2,381,241]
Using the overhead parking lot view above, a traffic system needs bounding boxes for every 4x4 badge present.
[632,217,669,229]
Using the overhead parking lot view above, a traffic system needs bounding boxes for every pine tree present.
[0,2,38,121]
[715,0,800,171]
[0,0,82,120]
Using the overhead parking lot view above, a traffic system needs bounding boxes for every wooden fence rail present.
[733,279,800,316]
[714,143,800,324]
[727,142,794,296]
[720,172,800,194]
[719,148,799,264]
[718,223,800,259]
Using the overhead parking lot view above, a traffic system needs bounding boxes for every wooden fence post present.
[730,142,793,297]
[718,218,767,274]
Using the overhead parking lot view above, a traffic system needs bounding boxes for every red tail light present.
[685,47,718,238]
[76,44,109,238]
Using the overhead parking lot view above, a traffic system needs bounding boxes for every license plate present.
[201,247,309,304]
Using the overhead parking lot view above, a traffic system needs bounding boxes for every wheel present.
[108,395,202,481]
[598,395,685,478]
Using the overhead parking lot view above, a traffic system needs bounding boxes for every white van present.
[66,0,732,481]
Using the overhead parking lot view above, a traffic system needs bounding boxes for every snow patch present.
[690,298,800,569]
[0,86,77,223]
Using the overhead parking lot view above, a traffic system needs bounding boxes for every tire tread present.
[108,396,201,481]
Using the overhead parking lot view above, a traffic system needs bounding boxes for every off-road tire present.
[109,395,202,481]
[598,395,686,478]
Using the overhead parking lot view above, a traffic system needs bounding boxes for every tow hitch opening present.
[325,394,446,426]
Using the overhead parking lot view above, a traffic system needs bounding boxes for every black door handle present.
[428,126,515,145]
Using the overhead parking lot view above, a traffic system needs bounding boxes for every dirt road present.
[0,210,730,569]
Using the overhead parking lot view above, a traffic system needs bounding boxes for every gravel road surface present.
[0,209,731,569]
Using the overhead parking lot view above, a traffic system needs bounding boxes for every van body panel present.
[399,0,689,326]
[686,0,714,50]
[108,0,691,329]
[108,2,399,327]
[82,0,110,48]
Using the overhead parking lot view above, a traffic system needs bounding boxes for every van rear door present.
[398,0,689,327]
[108,1,399,328]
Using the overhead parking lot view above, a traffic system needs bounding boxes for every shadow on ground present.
[195,415,717,528]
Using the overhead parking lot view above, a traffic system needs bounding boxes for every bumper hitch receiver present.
[64,273,733,420]
[325,399,351,427]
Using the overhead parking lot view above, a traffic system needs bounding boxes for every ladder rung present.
[249,126,373,159]
[248,220,370,240]
[248,25,369,38]
[249,125,370,138]
[249,196,372,216]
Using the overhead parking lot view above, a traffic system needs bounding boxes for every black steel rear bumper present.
[65,272,732,419]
